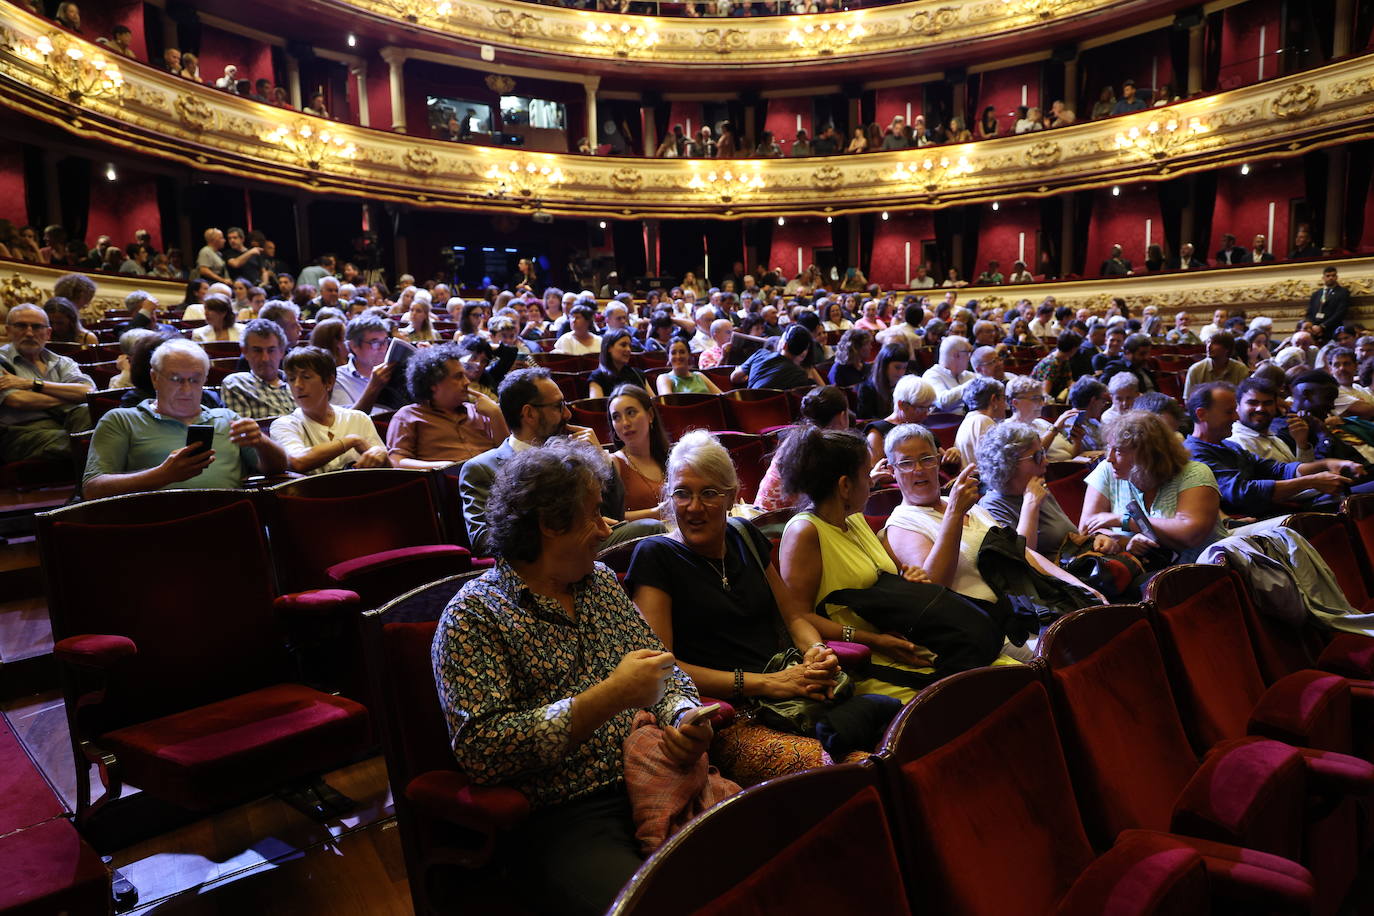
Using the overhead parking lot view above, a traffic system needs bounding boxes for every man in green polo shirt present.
[84,338,287,499]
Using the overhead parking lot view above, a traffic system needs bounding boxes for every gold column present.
[1063,55,1078,112]
[641,101,657,157]
[351,63,370,128]
[1334,0,1355,57]
[1324,147,1349,252]
[584,79,600,151]
[286,55,302,110]
[1187,23,1205,94]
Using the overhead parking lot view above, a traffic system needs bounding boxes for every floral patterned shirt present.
[432,559,699,809]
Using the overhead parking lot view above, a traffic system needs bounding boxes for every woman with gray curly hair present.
[434,436,712,916]
[385,343,507,467]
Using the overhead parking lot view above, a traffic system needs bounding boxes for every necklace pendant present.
[721,574,730,591]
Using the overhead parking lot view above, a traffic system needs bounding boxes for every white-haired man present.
[0,304,94,461]
[921,335,976,412]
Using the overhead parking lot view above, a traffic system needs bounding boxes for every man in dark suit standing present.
[459,367,657,556]
[1306,266,1351,340]
[1215,234,1245,265]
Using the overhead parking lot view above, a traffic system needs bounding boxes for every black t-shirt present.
[741,349,810,390]
[588,365,646,396]
[624,522,784,674]
[225,244,265,285]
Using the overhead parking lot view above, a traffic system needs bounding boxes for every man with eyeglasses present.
[330,314,400,414]
[459,368,662,557]
[84,339,286,499]
[0,304,95,462]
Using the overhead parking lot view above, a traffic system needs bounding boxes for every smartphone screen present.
[185,424,215,454]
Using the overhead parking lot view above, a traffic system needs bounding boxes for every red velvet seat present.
[36,491,370,823]
[1283,513,1374,612]
[700,365,737,391]
[1047,463,1091,524]
[879,665,1294,914]
[657,395,729,439]
[714,432,767,503]
[360,574,529,916]
[1040,604,1356,915]
[569,397,613,445]
[610,760,911,916]
[265,468,471,606]
[724,389,792,434]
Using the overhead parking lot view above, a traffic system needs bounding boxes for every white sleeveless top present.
[884,502,999,603]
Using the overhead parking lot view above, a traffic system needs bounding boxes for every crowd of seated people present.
[8,237,1374,914]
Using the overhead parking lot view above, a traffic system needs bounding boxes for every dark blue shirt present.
[1185,436,1300,518]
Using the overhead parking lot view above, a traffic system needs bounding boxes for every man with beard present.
[1185,382,1365,518]
[1227,375,1315,462]
[1286,370,1374,466]
[458,368,660,556]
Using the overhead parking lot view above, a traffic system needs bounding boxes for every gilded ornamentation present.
[492,9,541,38]
[404,147,440,175]
[907,7,959,35]
[174,93,215,131]
[0,273,42,310]
[811,164,845,189]
[1023,140,1061,168]
[484,74,515,95]
[609,167,644,192]
[701,28,746,53]
[1271,83,1320,119]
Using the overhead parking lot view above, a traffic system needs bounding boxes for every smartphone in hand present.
[185,424,215,454]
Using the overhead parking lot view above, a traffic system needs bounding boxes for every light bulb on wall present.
[347,33,357,47]
[1111,185,1121,197]
[826,216,833,224]
[881,211,889,221]
[598,221,607,229]
[991,201,1000,211]
[777,217,785,226]
[1240,163,1251,175]
[104,163,117,182]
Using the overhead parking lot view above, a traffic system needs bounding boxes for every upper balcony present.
[183,0,1209,84]
[2,1,1371,219]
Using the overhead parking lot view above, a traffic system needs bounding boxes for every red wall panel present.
[196,25,273,93]
[874,87,921,134]
[0,144,26,227]
[1082,29,1175,108]
[763,97,811,154]
[973,63,1042,136]
[1084,185,1164,276]
[86,165,161,253]
[668,101,705,141]
[111,2,147,62]
[366,61,392,129]
[1211,160,1303,258]
[870,211,937,287]
[768,219,831,279]
[973,201,1041,274]
[1217,0,1282,90]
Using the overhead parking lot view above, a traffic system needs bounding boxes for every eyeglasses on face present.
[1018,449,1047,463]
[669,488,731,507]
[893,455,940,472]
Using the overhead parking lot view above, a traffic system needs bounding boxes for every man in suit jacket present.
[459,367,657,556]
[1214,234,1246,265]
[1246,234,1276,265]
[1306,266,1351,340]
[1169,242,1207,270]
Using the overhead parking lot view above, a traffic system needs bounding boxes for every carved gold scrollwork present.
[701,28,745,54]
[609,167,644,192]
[174,93,215,131]
[0,273,42,310]
[907,7,959,35]
[404,148,439,175]
[484,74,516,95]
[811,164,844,189]
[1271,83,1320,119]
[1024,140,1061,168]
[492,9,541,37]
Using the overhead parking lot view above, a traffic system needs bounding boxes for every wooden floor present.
[3,691,414,915]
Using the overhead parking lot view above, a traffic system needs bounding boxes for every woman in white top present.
[952,376,1005,467]
[191,294,242,343]
[1006,374,1086,463]
[882,424,1101,615]
[821,300,853,333]
[400,291,438,343]
[271,346,388,474]
[553,304,602,355]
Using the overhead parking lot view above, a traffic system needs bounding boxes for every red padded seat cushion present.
[1056,830,1208,915]
[0,720,66,835]
[326,544,471,583]
[689,784,909,916]
[0,819,109,915]
[1118,830,1314,912]
[102,683,369,811]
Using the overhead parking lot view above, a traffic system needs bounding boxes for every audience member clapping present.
[271,346,387,474]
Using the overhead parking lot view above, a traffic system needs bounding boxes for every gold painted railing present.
[339,0,1166,68]
[2,6,1374,218]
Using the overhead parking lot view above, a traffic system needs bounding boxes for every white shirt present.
[954,411,996,466]
[1028,318,1054,338]
[922,364,975,412]
[909,275,935,289]
[1335,384,1374,417]
[885,503,999,603]
[1199,323,1224,342]
[553,332,601,355]
[329,358,387,415]
[192,324,241,343]
[689,329,713,354]
[1031,417,1079,463]
[182,304,205,321]
[1226,421,1314,463]
[271,407,382,474]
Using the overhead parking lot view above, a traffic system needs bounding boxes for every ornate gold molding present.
[0,263,183,317]
[335,0,1139,67]
[2,5,1374,218]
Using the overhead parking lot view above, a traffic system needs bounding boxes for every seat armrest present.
[1294,746,1374,796]
[1058,831,1208,915]
[1316,632,1374,679]
[53,634,138,669]
[405,769,530,868]
[696,697,736,729]
[274,589,362,618]
[1171,736,1306,861]
[1248,668,1353,753]
[1116,829,1314,915]
[325,545,471,584]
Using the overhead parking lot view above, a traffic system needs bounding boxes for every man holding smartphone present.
[84,339,287,499]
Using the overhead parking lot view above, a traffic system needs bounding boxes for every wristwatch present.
[30,378,44,392]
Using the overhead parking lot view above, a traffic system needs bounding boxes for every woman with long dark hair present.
[856,342,908,419]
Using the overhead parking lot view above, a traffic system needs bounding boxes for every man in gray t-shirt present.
[197,227,227,284]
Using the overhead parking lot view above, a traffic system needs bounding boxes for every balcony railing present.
[1,5,1372,218]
